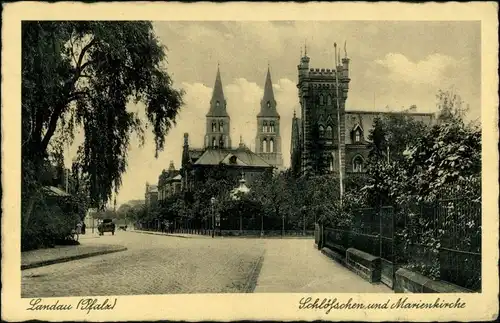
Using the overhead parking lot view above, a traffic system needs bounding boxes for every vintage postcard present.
[2,1,499,321]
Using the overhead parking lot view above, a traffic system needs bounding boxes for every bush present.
[21,197,80,251]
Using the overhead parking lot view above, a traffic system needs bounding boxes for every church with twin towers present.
[177,64,283,192]
[203,64,283,169]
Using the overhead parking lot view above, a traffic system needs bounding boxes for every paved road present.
[22,231,391,297]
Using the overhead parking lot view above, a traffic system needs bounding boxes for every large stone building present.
[144,183,158,208]
[180,66,277,191]
[158,161,182,203]
[291,48,434,177]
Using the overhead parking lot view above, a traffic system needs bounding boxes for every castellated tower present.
[297,46,350,177]
[255,66,283,169]
[205,65,232,149]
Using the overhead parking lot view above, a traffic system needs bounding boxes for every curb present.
[131,230,190,239]
[244,253,265,293]
[21,247,128,270]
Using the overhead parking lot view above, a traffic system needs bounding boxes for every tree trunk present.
[22,194,37,237]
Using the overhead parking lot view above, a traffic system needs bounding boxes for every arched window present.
[355,130,361,143]
[212,137,216,148]
[216,101,220,108]
[319,125,325,138]
[219,121,223,133]
[326,125,333,138]
[270,122,275,133]
[219,136,224,148]
[269,139,274,153]
[262,139,267,153]
[329,153,335,172]
[212,122,217,132]
[267,101,271,108]
[353,156,363,173]
[263,121,267,133]
[327,95,332,106]
[319,94,324,105]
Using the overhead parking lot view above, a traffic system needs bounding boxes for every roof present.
[344,110,434,144]
[43,186,71,197]
[188,148,204,160]
[147,185,158,193]
[206,66,229,117]
[194,147,272,168]
[257,67,280,118]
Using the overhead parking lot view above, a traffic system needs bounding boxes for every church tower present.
[205,65,231,149]
[255,66,283,169]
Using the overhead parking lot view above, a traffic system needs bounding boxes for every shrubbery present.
[21,197,80,251]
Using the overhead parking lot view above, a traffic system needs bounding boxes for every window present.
[262,139,267,152]
[269,139,274,153]
[263,122,267,132]
[216,101,220,108]
[327,95,332,106]
[319,94,324,105]
[319,125,325,138]
[355,131,361,143]
[270,122,275,133]
[212,137,216,148]
[353,156,363,173]
[212,122,217,132]
[229,156,237,164]
[219,136,224,148]
[326,126,333,138]
[267,101,271,108]
[219,121,223,132]
[329,153,335,172]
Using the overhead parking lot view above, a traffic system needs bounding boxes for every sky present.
[65,21,481,206]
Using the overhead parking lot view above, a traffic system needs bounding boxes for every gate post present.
[318,223,324,250]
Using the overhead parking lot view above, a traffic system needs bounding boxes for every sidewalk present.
[254,239,393,293]
[22,242,127,270]
[130,229,205,239]
[131,229,314,239]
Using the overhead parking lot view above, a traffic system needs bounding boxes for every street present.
[22,231,391,297]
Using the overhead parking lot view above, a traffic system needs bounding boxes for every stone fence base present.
[394,268,473,293]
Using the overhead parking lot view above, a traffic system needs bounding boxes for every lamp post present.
[211,197,215,238]
[281,214,285,238]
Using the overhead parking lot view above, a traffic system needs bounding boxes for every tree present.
[307,124,328,174]
[22,22,184,235]
[436,88,469,125]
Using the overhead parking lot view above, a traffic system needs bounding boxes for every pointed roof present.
[258,66,280,118]
[207,65,229,117]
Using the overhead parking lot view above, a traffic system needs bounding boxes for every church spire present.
[258,65,279,117]
[207,64,228,117]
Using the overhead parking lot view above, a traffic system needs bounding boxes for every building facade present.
[158,161,182,203]
[144,183,158,208]
[291,50,434,177]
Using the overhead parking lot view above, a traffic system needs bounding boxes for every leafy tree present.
[436,88,470,125]
[307,124,328,175]
[22,22,184,237]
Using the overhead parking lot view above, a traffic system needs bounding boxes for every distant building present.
[291,49,434,177]
[144,183,158,208]
[158,161,182,203]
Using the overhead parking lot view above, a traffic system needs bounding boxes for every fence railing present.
[319,197,481,291]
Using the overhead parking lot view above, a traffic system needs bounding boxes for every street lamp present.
[211,197,215,238]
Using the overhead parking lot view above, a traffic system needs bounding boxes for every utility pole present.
[334,42,344,207]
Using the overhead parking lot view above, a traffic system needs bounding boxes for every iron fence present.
[320,197,481,291]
